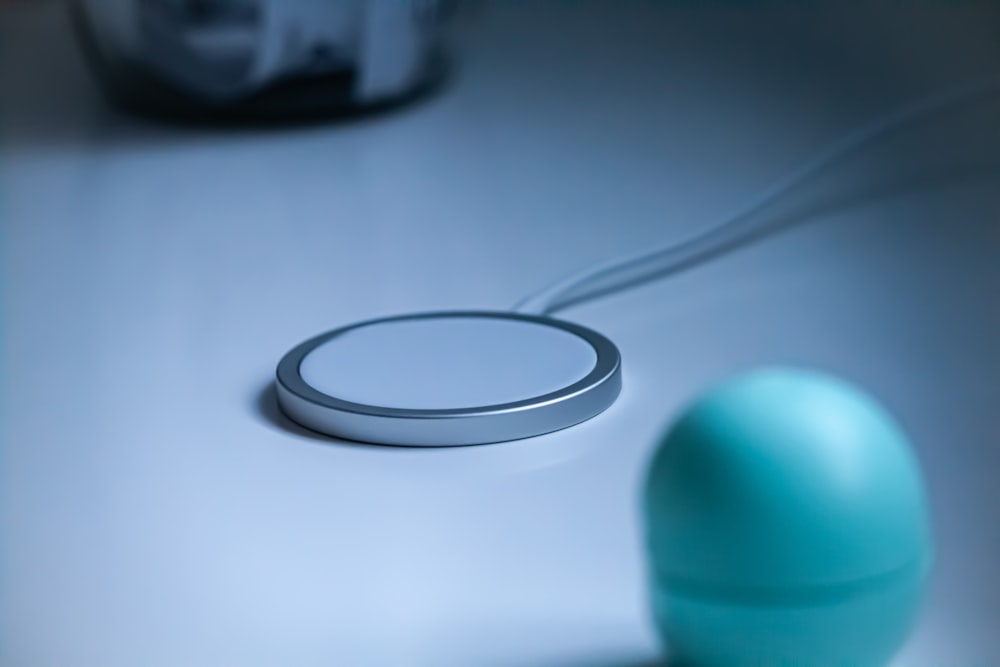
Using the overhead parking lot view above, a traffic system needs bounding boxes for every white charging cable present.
[513,78,1000,316]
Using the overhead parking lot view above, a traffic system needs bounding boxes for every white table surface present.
[2,2,998,665]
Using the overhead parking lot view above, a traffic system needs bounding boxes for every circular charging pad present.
[276,311,622,446]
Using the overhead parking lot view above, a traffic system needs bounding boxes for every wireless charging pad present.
[276,311,622,446]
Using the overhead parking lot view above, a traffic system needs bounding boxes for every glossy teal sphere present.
[644,368,932,666]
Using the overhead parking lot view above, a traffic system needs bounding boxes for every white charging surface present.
[299,316,598,410]
[276,311,622,446]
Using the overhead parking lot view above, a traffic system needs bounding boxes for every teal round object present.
[643,368,933,666]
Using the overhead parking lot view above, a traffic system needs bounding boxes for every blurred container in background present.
[70,0,452,122]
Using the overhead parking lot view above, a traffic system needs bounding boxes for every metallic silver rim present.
[275,311,622,446]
